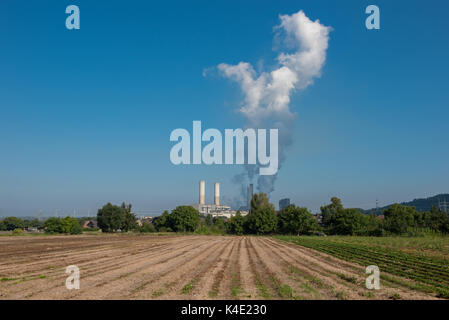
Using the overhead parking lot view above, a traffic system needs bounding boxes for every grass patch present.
[310,277,329,289]
[300,281,321,298]
[181,278,198,295]
[381,274,433,293]
[336,291,346,300]
[337,273,358,284]
[38,275,46,279]
[277,284,294,299]
[231,285,243,297]
[269,275,296,299]
[152,289,164,297]
[436,288,449,299]
[360,291,375,299]
[209,288,218,298]
[389,293,401,300]
[255,276,271,299]
[231,273,242,298]
[181,283,194,294]
[12,277,27,285]
[287,264,330,299]
[1,277,17,282]
[288,265,331,293]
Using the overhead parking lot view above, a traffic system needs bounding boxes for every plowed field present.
[0,235,439,299]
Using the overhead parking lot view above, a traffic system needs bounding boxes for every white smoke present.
[217,10,331,199]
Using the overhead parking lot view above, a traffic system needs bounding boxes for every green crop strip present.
[276,236,449,298]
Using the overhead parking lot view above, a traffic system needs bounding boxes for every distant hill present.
[362,194,449,215]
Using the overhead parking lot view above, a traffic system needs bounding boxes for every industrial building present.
[191,180,248,218]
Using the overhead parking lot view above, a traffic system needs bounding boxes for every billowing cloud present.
[218,10,331,124]
[217,10,331,201]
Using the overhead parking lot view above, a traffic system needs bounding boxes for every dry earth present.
[0,234,439,300]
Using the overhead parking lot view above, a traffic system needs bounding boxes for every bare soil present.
[0,234,439,300]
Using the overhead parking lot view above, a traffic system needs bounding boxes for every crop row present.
[305,242,449,280]
[276,236,449,297]
[307,243,449,289]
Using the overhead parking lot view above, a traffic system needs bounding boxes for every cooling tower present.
[214,182,220,206]
[199,180,205,205]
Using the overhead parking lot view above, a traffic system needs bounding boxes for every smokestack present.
[247,183,253,210]
[214,182,220,206]
[199,180,205,205]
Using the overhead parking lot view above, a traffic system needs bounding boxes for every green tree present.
[27,219,44,229]
[205,214,213,227]
[168,206,201,232]
[277,205,319,235]
[0,220,6,231]
[364,214,382,236]
[12,228,24,235]
[320,197,344,228]
[153,210,170,231]
[383,204,417,234]
[246,193,277,234]
[121,202,137,232]
[60,217,75,233]
[44,217,82,234]
[213,217,226,232]
[97,203,125,232]
[70,222,83,234]
[139,222,156,233]
[227,211,246,235]
[250,193,271,214]
[328,208,369,235]
[44,217,62,233]
[2,217,25,231]
[422,206,449,233]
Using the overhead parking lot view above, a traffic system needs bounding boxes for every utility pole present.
[439,198,449,214]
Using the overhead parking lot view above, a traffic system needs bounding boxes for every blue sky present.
[1,0,448,216]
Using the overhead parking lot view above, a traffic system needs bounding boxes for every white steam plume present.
[217,10,331,202]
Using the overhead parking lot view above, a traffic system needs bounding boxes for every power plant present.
[192,180,248,218]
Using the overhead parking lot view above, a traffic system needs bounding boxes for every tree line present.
[2,194,448,236]
[0,217,43,231]
[0,216,97,234]
[319,197,449,236]
[135,193,449,236]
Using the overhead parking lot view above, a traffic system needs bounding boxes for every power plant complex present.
[192,180,249,218]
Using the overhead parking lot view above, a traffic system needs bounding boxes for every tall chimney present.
[199,180,205,205]
[214,182,220,206]
[247,183,253,210]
